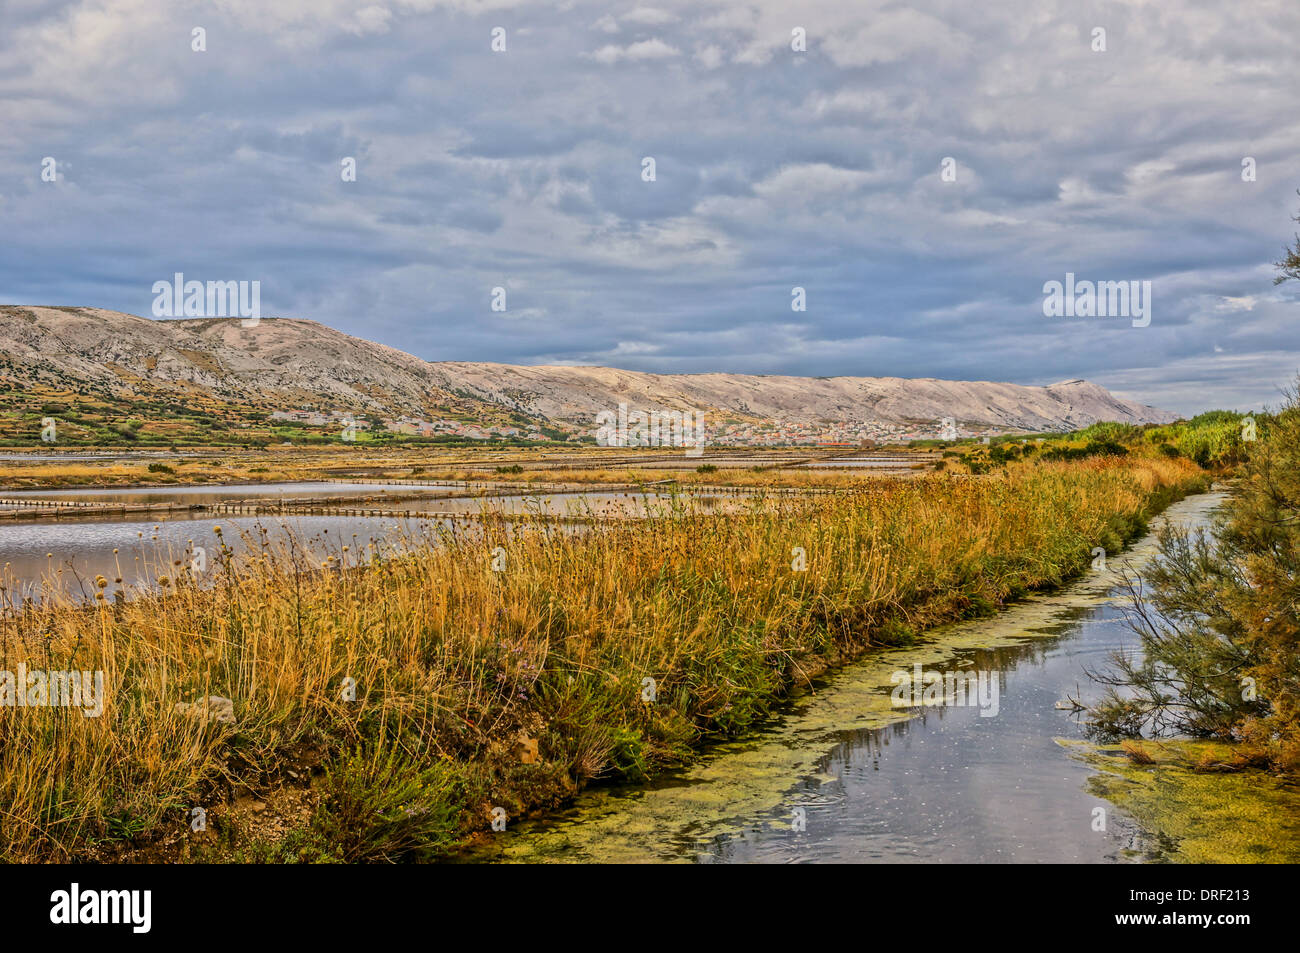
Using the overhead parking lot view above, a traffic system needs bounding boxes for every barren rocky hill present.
[0,306,1177,431]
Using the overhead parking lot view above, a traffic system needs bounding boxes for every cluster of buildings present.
[706,419,1001,446]
[269,409,372,431]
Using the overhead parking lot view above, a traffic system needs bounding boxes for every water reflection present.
[697,623,1142,863]
[456,493,1224,864]
[0,481,463,504]
[0,512,461,605]
[0,484,762,602]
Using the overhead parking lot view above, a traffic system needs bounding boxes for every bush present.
[988,444,1021,466]
[311,745,463,862]
[1150,411,1255,469]
[1088,384,1300,773]
[1040,439,1128,462]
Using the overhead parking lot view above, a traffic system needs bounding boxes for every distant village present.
[706,419,1003,446]
[269,408,1008,446]
[269,410,548,442]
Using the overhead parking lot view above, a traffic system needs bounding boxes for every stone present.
[514,733,539,764]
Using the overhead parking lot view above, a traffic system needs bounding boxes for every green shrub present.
[311,746,463,862]
[1088,385,1300,773]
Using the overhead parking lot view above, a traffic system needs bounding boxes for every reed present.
[0,454,1206,861]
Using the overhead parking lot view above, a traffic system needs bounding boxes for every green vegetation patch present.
[1066,739,1300,863]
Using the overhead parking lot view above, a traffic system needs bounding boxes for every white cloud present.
[591,38,681,63]
[624,7,677,26]
[694,44,724,69]
[753,163,876,197]
[349,5,394,35]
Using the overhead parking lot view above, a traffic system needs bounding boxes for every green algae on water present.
[1062,739,1300,863]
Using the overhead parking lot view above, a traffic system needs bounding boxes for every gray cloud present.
[2,0,1299,415]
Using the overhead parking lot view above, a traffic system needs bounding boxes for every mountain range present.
[0,306,1177,439]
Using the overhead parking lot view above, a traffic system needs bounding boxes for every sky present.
[1,0,1298,417]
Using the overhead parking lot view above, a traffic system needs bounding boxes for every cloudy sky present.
[2,0,1298,415]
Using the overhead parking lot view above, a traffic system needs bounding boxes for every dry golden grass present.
[0,454,1206,861]
[401,464,915,489]
[0,446,934,491]
[1121,740,1156,764]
